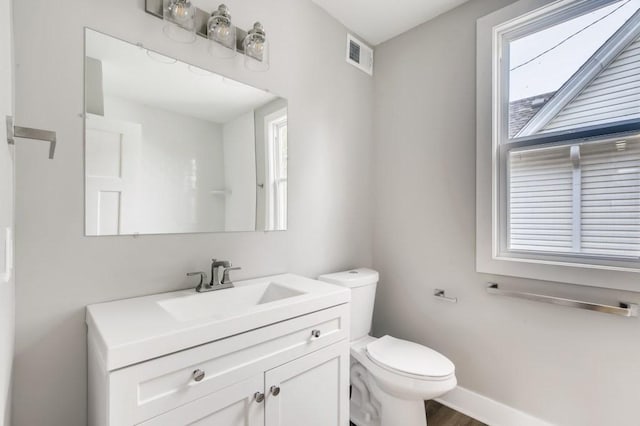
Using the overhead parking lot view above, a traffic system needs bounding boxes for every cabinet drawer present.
[108,304,349,425]
[136,374,264,426]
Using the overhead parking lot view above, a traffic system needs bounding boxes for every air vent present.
[346,34,373,76]
[349,41,361,63]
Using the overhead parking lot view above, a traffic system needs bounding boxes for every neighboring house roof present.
[517,9,640,137]
[508,92,556,137]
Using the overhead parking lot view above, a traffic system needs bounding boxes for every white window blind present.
[581,139,640,257]
[509,146,574,253]
[508,137,640,258]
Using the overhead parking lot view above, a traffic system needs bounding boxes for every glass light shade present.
[243,22,269,72]
[207,5,236,59]
[163,0,197,43]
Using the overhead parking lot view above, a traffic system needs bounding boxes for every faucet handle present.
[187,271,208,287]
[221,266,241,285]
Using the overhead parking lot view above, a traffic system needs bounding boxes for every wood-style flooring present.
[425,400,487,426]
[349,400,487,426]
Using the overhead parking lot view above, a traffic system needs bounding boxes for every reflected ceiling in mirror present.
[84,29,287,236]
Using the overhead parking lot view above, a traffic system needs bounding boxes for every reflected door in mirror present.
[85,115,141,235]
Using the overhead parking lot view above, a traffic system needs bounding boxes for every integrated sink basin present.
[86,273,350,371]
[158,282,306,322]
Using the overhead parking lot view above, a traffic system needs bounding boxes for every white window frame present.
[476,0,640,291]
[264,108,287,230]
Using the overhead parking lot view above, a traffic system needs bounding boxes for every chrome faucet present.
[187,259,241,293]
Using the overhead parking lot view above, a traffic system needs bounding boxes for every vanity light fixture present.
[243,22,269,71]
[207,4,236,58]
[162,0,197,43]
[146,0,270,70]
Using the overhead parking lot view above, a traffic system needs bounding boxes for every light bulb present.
[249,40,264,56]
[172,4,186,19]
[246,37,265,60]
[169,0,192,22]
[213,24,231,41]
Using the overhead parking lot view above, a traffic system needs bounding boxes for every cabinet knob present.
[254,392,265,403]
[270,385,281,396]
[311,329,321,338]
[192,369,206,382]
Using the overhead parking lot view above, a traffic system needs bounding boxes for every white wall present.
[223,111,256,231]
[11,0,374,425]
[372,1,640,425]
[0,0,13,424]
[104,96,226,234]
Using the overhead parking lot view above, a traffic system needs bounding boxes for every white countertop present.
[86,274,350,371]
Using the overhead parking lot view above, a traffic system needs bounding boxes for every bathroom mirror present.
[84,29,287,236]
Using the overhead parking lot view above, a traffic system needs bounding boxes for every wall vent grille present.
[346,34,373,76]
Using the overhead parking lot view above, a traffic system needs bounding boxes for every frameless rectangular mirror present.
[84,29,287,236]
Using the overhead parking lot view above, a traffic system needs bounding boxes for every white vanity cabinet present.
[88,302,350,426]
[140,343,347,426]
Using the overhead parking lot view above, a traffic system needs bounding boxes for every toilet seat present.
[350,335,457,402]
[365,335,455,380]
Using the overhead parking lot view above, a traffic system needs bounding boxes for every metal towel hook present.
[6,115,57,159]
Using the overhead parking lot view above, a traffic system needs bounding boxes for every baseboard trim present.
[435,386,552,426]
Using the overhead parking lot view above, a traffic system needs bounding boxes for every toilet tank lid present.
[318,268,379,288]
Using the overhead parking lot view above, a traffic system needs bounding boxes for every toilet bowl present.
[318,269,457,426]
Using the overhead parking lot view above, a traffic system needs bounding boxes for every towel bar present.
[6,116,57,159]
[487,283,638,318]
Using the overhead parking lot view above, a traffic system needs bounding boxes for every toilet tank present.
[318,268,379,341]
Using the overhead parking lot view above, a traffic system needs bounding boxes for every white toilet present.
[319,268,457,426]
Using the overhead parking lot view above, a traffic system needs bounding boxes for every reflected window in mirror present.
[266,110,287,231]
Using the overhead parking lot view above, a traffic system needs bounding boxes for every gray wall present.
[372,1,640,425]
[0,0,13,424]
[12,0,373,424]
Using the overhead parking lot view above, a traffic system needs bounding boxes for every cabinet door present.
[265,342,349,426]
[138,374,264,426]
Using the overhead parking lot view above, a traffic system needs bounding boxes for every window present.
[477,0,640,288]
[265,110,287,230]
